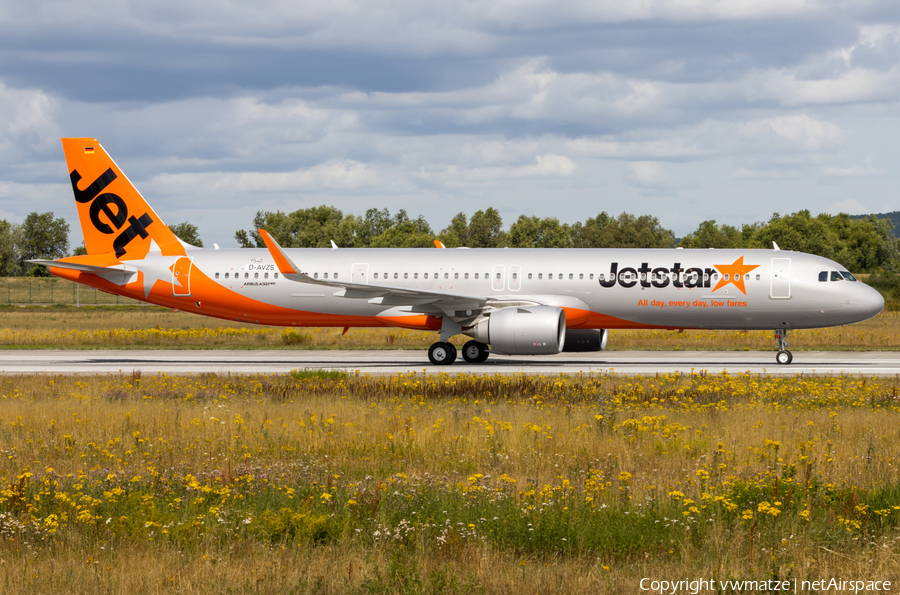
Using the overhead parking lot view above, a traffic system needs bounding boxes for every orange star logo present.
[712,256,759,295]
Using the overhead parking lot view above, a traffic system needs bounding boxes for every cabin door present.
[172,257,193,297]
[351,263,369,284]
[770,258,791,299]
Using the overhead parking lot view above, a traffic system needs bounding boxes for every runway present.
[2,350,900,375]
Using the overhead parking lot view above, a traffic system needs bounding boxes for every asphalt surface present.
[2,350,899,375]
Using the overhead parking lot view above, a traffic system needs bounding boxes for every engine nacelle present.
[468,306,566,355]
[562,329,608,352]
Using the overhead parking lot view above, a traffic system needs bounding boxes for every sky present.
[0,0,899,249]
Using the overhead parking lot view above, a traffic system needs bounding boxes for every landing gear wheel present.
[428,342,457,365]
[776,350,793,365]
[462,340,490,363]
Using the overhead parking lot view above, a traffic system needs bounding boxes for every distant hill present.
[849,211,900,237]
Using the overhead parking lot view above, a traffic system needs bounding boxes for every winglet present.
[434,240,445,249]
[258,229,300,275]
[773,241,780,251]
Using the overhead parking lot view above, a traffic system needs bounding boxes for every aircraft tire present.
[462,340,489,363]
[429,342,456,365]
[776,350,793,365]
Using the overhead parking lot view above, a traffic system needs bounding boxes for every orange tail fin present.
[62,138,184,259]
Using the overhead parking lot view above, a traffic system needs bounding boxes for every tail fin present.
[62,138,184,259]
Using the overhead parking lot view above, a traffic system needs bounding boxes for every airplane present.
[29,138,885,366]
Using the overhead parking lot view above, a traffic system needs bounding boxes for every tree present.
[0,219,20,276]
[575,212,675,248]
[370,210,435,248]
[467,208,506,247]
[437,212,470,248]
[679,220,758,249]
[507,215,572,248]
[169,222,204,247]
[439,208,506,247]
[17,212,70,276]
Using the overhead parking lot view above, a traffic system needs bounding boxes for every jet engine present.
[466,306,566,355]
[562,329,608,352]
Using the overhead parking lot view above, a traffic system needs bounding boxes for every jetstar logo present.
[70,168,154,257]
[598,257,760,295]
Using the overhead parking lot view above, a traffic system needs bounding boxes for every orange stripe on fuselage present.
[49,265,678,332]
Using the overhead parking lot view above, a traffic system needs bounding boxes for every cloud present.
[826,198,869,215]
[2,0,900,248]
[151,160,381,194]
[740,115,844,150]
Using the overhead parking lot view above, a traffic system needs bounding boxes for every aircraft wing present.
[258,230,488,316]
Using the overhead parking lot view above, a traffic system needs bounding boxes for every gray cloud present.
[1,0,899,248]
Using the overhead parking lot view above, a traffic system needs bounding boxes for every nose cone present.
[858,284,885,320]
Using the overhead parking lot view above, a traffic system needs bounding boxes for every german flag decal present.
[84,147,95,154]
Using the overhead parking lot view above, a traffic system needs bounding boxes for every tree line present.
[2,207,898,277]
[237,206,900,274]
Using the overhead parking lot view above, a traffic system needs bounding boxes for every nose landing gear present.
[774,329,792,365]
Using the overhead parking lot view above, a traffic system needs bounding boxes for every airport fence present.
[0,277,146,306]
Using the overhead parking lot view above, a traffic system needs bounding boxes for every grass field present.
[2,305,900,351]
[1,372,899,593]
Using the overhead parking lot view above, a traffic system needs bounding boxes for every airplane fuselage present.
[54,247,884,332]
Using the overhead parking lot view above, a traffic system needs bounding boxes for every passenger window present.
[314,273,318,279]
[424,273,428,279]
[579,273,583,280]
[495,273,501,279]
[404,273,408,279]
[830,271,843,281]
[274,273,279,279]
[548,274,553,280]
[264,273,269,279]
[215,272,220,279]
[254,273,258,279]
[374,273,379,279]
[569,273,574,280]
[324,273,328,279]
[453,273,457,279]
[512,273,518,280]
[224,272,229,279]
[755,274,760,281]
[245,273,249,279]
[538,273,543,279]
[528,273,532,279]
[474,273,478,279]
[445,273,450,279]
[465,273,469,279]
[414,273,418,279]
[394,273,398,279]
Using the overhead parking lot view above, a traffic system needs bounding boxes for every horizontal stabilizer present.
[27,259,138,285]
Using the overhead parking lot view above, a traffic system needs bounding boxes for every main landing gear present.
[774,329,792,365]
[428,341,491,365]
[462,340,489,363]
[428,342,457,365]
[428,317,490,366]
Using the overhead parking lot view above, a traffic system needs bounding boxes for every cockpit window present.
[818,271,827,282]
[840,271,857,282]
[830,271,843,281]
